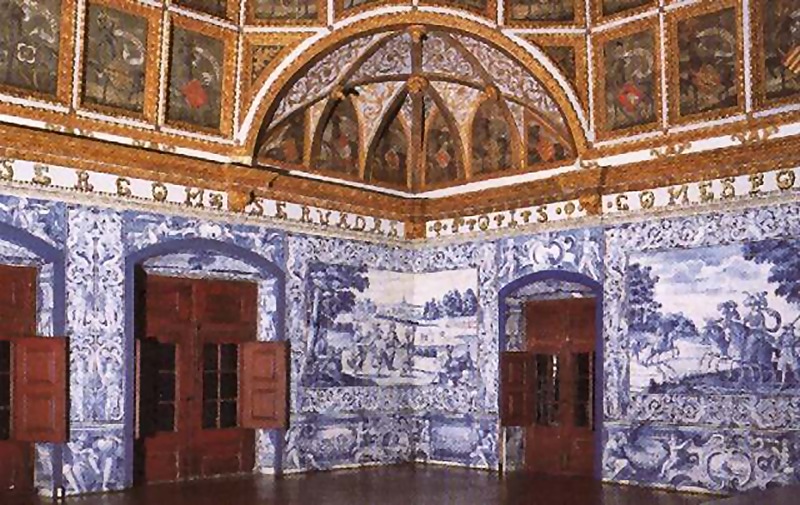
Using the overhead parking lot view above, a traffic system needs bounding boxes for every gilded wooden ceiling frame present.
[76,0,162,125]
[749,0,800,111]
[241,12,590,159]
[587,107,800,157]
[592,15,662,141]
[240,32,313,121]
[162,12,238,138]
[0,0,76,107]
[503,0,586,30]
[592,0,657,25]
[244,0,328,27]
[335,0,412,21]
[664,0,746,127]
[519,33,589,116]
[418,0,498,22]
[171,0,241,23]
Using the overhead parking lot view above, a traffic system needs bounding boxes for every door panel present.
[524,297,596,477]
[136,274,258,485]
[241,342,288,430]
[0,265,37,495]
[12,337,68,443]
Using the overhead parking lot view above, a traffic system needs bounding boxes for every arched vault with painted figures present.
[244,13,587,193]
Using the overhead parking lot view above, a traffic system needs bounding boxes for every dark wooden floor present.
[4,466,721,505]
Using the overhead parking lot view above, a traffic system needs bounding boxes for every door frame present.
[498,270,603,479]
[124,238,287,486]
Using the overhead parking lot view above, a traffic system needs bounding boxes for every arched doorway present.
[124,238,288,485]
[498,271,602,478]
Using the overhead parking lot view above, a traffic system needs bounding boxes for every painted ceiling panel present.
[271,34,387,126]
[350,33,413,82]
[421,32,485,85]
[352,82,406,150]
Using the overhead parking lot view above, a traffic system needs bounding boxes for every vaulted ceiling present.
[254,27,575,192]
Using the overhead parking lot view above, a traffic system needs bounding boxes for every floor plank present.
[3,466,726,505]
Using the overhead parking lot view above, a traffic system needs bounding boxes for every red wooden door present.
[524,297,596,477]
[0,265,36,495]
[136,274,257,484]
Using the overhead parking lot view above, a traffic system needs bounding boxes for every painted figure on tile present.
[762,0,800,101]
[425,111,461,185]
[603,29,657,130]
[303,265,478,388]
[627,238,800,393]
[167,28,224,129]
[317,98,360,175]
[471,99,514,175]
[369,114,408,187]
[175,0,227,18]
[258,112,305,165]
[252,0,317,21]
[508,0,574,22]
[0,0,61,95]
[602,0,651,17]
[83,5,147,113]
[677,8,739,116]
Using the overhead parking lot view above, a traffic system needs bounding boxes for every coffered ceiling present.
[0,0,798,200]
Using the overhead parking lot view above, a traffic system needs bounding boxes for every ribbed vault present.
[254,25,577,193]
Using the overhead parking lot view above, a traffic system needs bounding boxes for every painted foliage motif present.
[471,99,514,175]
[602,29,657,131]
[252,0,317,21]
[258,112,305,165]
[425,106,462,186]
[602,0,651,17]
[301,266,479,388]
[508,0,574,22]
[369,113,408,187]
[83,4,147,113]
[0,0,61,95]
[761,0,800,101]
[317,98,360,175]
[167,27,224,130]
[175,0,227,18]
[676,7,739,117]
[626,239,800,394]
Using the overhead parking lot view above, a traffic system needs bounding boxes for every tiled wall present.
[0,191,798,496]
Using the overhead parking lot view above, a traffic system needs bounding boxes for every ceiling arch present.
[241,11,588,157]
[247,13,586,193]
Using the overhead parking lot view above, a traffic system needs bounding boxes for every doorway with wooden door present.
[0,264,68,497]
[134,271,288,485]
[500,276,600,478]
